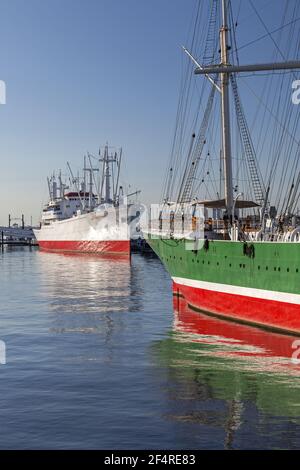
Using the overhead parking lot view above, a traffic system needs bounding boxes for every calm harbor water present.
[0,247,300,449]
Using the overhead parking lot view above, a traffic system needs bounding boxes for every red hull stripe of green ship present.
[148,236,300,335]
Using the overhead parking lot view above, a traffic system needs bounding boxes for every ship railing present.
[148,216,267,241]
[205,219,261,231]
[149,215,204,239]
[243,226,300,242]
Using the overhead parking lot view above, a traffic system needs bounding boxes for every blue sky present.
[0,0,293,225]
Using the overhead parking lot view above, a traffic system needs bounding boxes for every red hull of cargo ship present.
[173,281,300,336]
[38,240,130,256]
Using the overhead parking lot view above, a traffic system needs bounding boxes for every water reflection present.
[36,251,143,335]
[153,296,300,449]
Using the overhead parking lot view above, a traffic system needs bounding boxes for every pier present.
[0,227,38,246]
[0,214,38,246]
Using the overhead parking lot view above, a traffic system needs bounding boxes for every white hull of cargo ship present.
[34,207,130,255]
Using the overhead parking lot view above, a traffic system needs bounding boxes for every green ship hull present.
[148,234,300,335]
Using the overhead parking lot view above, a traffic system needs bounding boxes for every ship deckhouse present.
[41,191,97,226]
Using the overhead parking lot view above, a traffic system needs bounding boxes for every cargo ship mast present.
[99,144,118,204]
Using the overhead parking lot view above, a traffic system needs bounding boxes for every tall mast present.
[114,148,122,202]
[105,145,111,202]
[58,170,64,199]
[89,169,93,209]
[220,0,233,216]
[47,177,52,200]
[187,0,300,226]
[83,156,98,210]
[83,155,87,210]
[99,144,117,204]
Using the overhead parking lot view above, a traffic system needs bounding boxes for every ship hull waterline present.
[148,235,300,336]
[37,240,130,256]
[173,279,300,336]
[34,207,131,257]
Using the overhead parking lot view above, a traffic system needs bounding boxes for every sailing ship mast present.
[191,0,300,226]
[220,0,233,217]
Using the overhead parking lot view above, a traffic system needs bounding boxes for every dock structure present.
[0,226,38,246]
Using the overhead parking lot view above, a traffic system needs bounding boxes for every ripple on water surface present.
[0,247,299,449]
